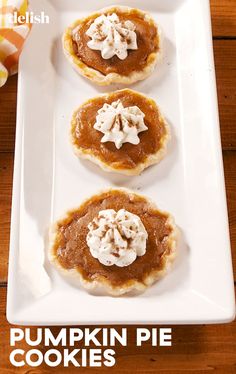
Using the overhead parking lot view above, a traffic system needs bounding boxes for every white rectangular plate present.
[7,0,235,325]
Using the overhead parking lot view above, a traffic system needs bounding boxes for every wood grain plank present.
[224,152,236,276]
[0,151,235,284]
[0,288,236,373]
[214,40,236,150]
[0,41,235,152]
[0,75,17,153]
[0,153,13,282]
[211,0,236,37]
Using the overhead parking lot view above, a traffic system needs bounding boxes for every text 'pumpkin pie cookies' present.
[70,89,170,176]
[49,189,177,296]
[62,6,162,85]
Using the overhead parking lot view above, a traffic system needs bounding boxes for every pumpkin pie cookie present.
[70,89,170,175]
[49,188,177,296]
[62,6,161,85]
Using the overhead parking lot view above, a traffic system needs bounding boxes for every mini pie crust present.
[48,188,178,296]
[70,89,170,176]
[62,6,162,86]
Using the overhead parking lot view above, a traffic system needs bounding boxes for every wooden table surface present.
[0,1,236,372]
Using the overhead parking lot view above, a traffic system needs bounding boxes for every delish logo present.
[7,11,49,24]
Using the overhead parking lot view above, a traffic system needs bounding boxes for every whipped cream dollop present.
[86,209,148,267]
[94,99,148,149]
[86,13,138,60]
